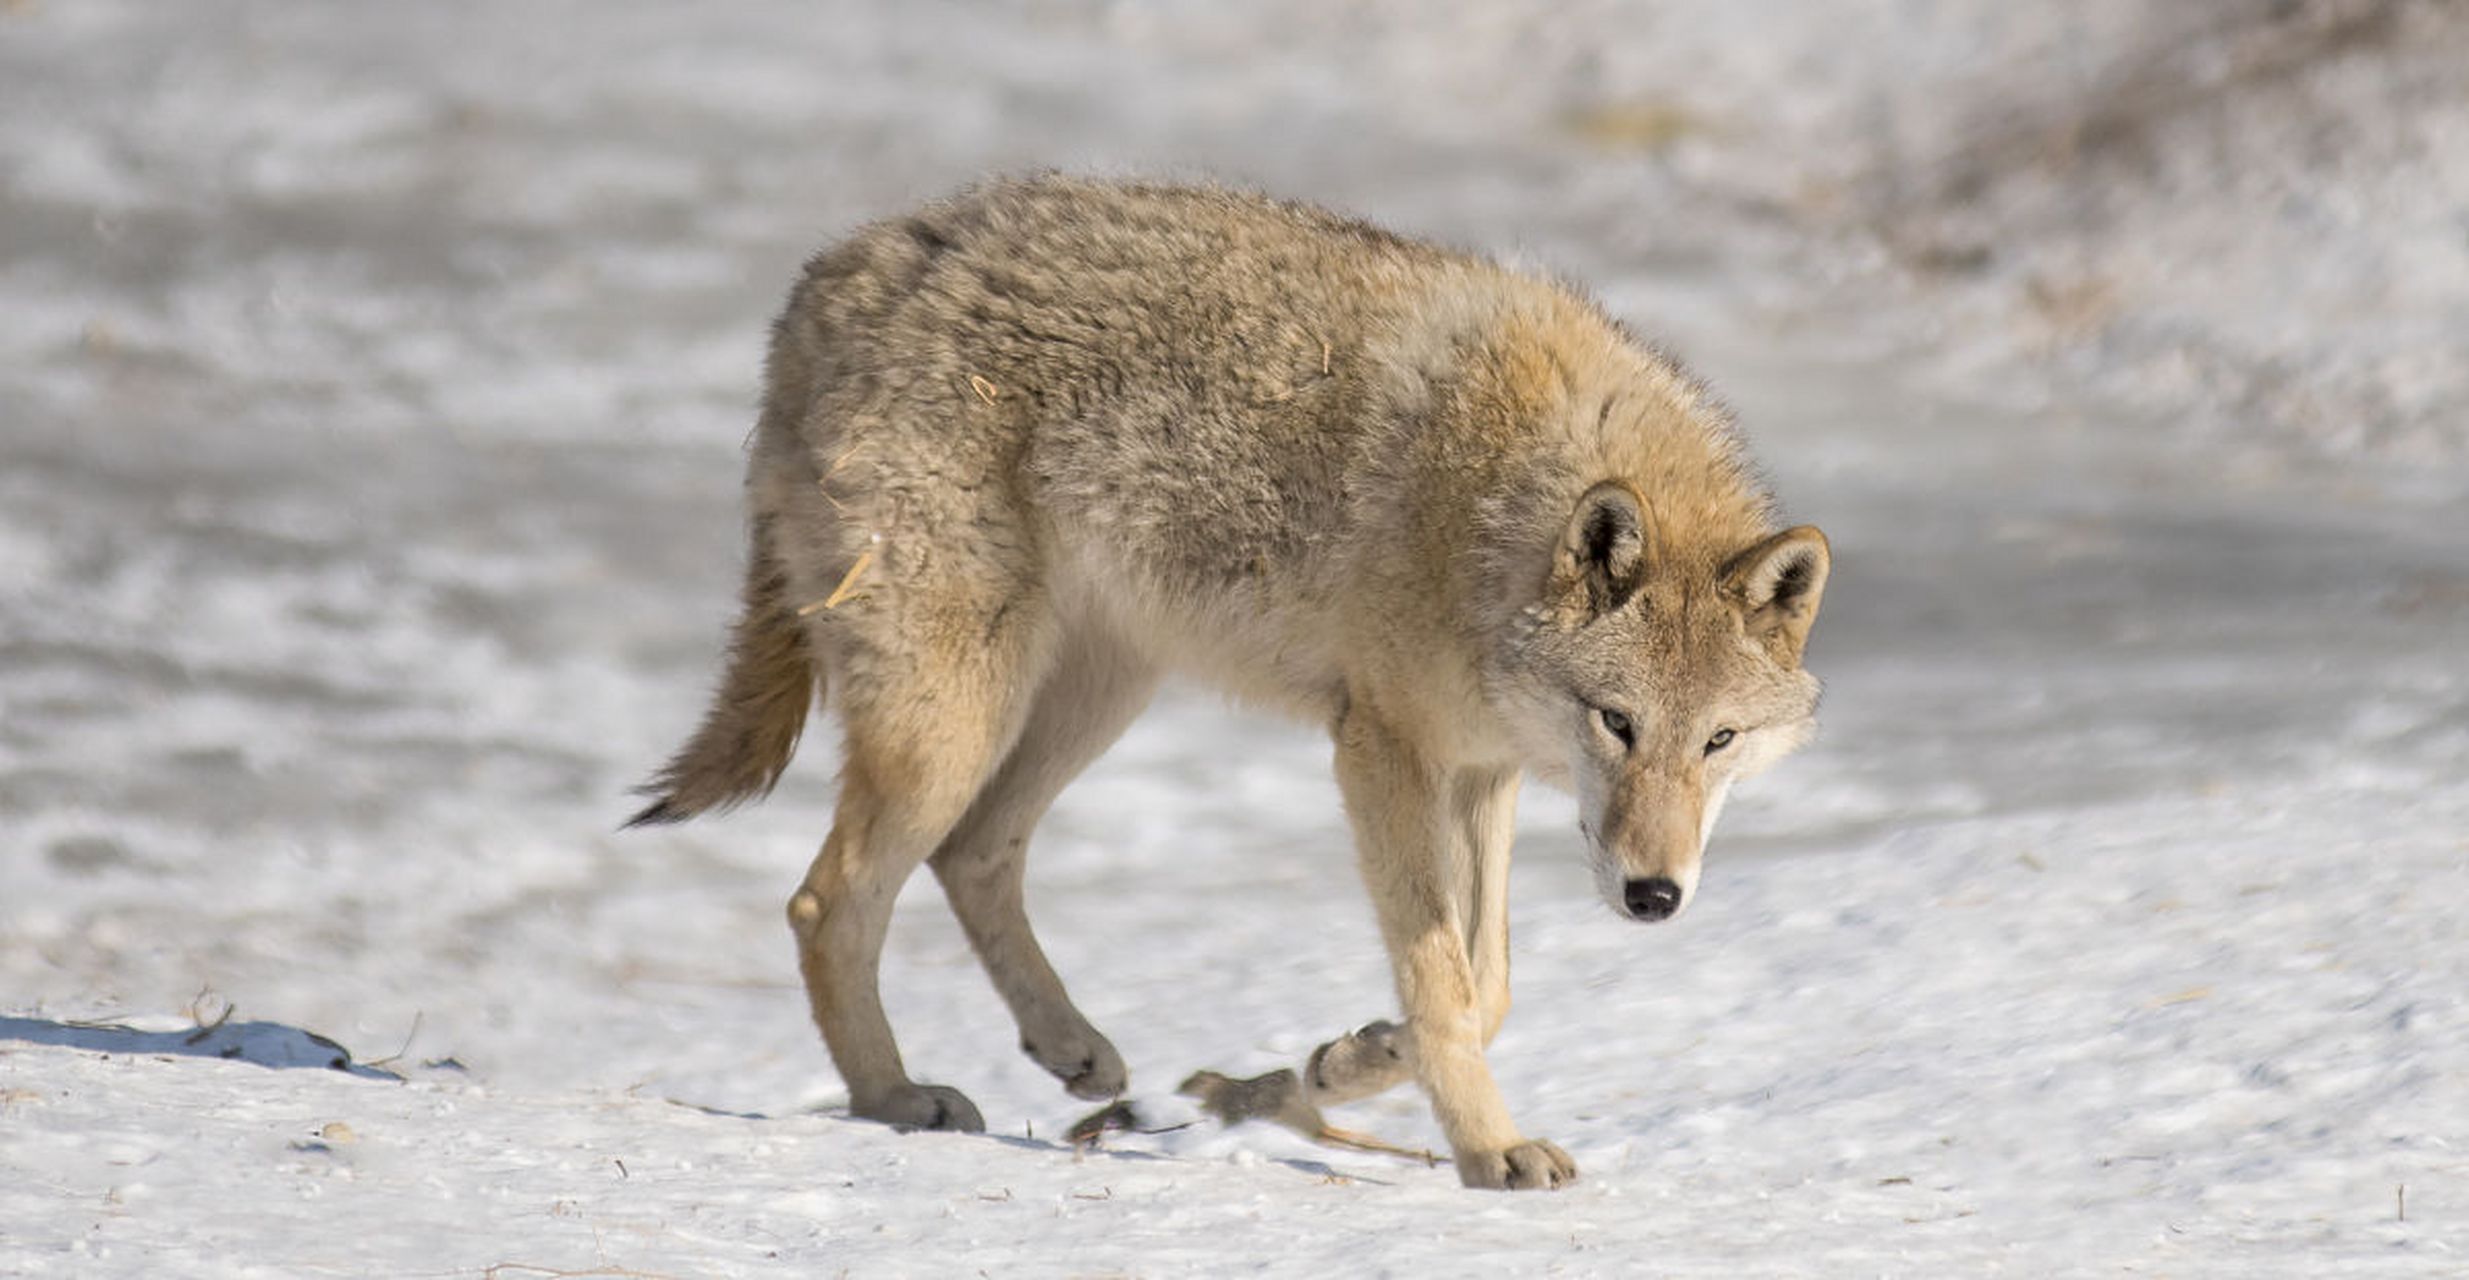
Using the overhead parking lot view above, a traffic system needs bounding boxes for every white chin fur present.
[1698,777,1736,847]
[1589,851,1626,912]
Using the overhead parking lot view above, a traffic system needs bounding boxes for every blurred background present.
[3,0,2464,1107]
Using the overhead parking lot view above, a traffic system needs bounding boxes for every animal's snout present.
[1622,876,1682,922]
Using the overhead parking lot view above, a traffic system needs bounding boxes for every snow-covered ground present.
[4,2,2465,1275]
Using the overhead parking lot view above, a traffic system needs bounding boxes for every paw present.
[852,1083,985,1133]
[1456,1138,1578,1191]
[1020,1028,1127,1101]
[1305,1019,1412,1106]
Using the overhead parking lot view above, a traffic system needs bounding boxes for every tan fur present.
[631,176,1832,1190]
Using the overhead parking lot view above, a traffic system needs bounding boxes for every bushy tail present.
[624,527,817,828]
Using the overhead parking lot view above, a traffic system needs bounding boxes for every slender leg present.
[1332,702,1573,1190]
[1457,767,1521,1044]
[1303,766,1521,1106]
[929,628,1157,1100]
[785,598,1049,1133]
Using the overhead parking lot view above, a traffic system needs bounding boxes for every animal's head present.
[1507,480,1829,923]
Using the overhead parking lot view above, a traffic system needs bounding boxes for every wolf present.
[629,176,1830,1190]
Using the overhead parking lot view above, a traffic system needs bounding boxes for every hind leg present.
[786,592,1052,1132]
[930,627,1157,1101]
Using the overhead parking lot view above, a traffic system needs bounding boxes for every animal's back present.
[765,177,1533,703]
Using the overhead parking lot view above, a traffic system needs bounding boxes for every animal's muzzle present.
[1621,876,1682,922]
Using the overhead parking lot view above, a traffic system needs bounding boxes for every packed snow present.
[4,2,2464,1275]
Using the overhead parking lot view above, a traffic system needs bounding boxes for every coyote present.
[630,177,1830,1190]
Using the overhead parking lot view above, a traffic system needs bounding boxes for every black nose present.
[1623,876,1682,922]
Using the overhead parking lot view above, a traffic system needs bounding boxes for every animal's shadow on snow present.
[0,1015,400,1080]
[976,1133,1396,1185]
[819,1115,1403,1184]
[663,1097,1401,1182]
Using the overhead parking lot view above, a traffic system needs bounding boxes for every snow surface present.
[4,2,2467,1275]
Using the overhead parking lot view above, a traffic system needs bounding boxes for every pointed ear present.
[1550,480,1650,618]
[1724,525,1830,661]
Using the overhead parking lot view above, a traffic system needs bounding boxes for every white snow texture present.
[3,2,2464,1276]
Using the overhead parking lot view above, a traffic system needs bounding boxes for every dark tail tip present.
[620,797,685,830]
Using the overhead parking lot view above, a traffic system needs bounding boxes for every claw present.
[1458,1138,1577,1191]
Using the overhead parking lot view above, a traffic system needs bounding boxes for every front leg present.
[1333,703,1574,1191]
[1305,767,1521,1107]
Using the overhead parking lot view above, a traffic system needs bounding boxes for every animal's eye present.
[1704,728,1738,754]
[1597,707,1635,747]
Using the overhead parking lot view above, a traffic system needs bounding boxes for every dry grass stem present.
[363,1010,424,1069]
[1312,1124,1441,1167]
[818,443,862,512]
[181,1000,236,1045]
[797,548,876,615]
